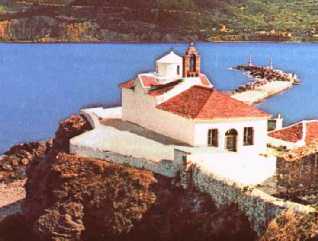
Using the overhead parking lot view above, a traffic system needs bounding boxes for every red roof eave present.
[148,79,183,96]
[119,79,135,89]
[139,75,160,88]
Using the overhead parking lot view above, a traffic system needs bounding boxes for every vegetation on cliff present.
[260,210,318,241]
[1,0,318,42]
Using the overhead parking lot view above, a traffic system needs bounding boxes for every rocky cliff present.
[0,113,317,241]
[0,141,50,183]
[261,210,318,241]
[21,152,257,241]
[0,114,257,241]
[52,114,92,153]
[0,114,91,184]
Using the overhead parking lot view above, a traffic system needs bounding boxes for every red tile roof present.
[157,85,271,120]
[305,121,318,144]
[139,75,160,87]
[269,122,303,143]
[148,80,183,96]
[119,79,135,89]
[269,121,318,144]
[121,73,212,92]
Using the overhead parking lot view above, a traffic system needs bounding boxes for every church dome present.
[156,51,182,64]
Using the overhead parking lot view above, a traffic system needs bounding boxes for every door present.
[225,129,238,152]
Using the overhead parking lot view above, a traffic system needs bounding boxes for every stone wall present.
[189,164,315,235]
[277,152,318,195]
[70,144,182,178]
[70,143,316,236]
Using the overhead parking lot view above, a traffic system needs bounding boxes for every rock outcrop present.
[0,112,317,241]
[260,210,318,241]
[52,114,92,153]
[0,111,256,241]
[0,141,51,183]
[22,152,256,241]
[0,214,37,241]
[0,114,91,184]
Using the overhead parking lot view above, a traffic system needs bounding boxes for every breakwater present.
[231,64,300,104]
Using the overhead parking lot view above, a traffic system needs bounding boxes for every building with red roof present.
[119,44,272,153]
[157,85,270,120]
[268,120,318,149]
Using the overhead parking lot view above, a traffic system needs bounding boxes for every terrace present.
[70,107,277,186]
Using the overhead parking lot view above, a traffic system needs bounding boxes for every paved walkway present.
[231,81,293,104]
[71,119,182,162]
[73,107,277,186]
[188,151,276,185]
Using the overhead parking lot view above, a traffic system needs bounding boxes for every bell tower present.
[183,42,201,77]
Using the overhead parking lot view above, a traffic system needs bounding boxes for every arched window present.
[190,54,196,72]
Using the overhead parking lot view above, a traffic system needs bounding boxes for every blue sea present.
[0,42,318,153]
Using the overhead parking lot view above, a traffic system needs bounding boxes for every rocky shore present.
[0,115,91,226]
[0,114,258,241]
[0,141,51,184]
[231,64,300,104]
[0,141,51,224]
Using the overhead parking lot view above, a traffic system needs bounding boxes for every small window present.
[243,127,254,146]
[177,65,180,75]
[208,129,218,147]
[268,119,277,131]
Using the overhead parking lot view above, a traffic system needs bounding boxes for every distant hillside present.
[0,0,318,42]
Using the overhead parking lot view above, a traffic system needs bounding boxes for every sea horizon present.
[1,42,318,153]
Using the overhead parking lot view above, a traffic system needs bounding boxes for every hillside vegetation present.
[1,0,318,42]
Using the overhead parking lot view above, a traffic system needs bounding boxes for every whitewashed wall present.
[70,144,182,178]
[122,84,195,145]
[157,62,183,80]
[267,136,303,149]
[193,119,268,153]
[122,81,268,154]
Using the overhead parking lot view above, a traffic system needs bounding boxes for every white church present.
[71,43,288,185]
[119,43,272,154]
